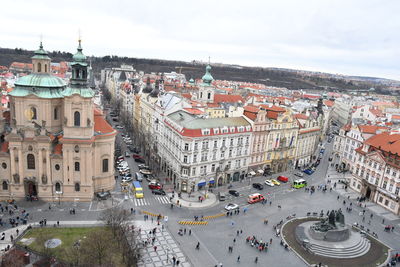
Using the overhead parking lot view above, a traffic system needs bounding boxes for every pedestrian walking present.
[176,259,180,266]
[270,238,273,244]
[370,213,373,219]
[154,245,157,252]
[172,256,176,265]
[337,195,339,200]
[233,238,236,244]
[236,230,239,236]
[237,255,240,262]
[57,221,59,226]
[184,228,186,235]
[196,242,200,249]
[382,219,385,224]
[189,228,191,235]
[48,204,51,210]
[255,256,258,263]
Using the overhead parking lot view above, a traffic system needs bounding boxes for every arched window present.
[55,182,61,192]
[37,62,41,72]
[82,70,87,79]
[74,183,80,192]
[74,111,80,126]
[74,145,79,153]
[44,64,47,73]
[74,161,80,171]
[54,107,58,120]
[2,181,8,190]
[27,154,35,169]
[31,107,37,120]
[102,158,109,173]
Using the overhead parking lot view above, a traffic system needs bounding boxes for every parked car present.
[294,172,304,177]
[138,164,151,170]
[252,183,264,190]
[224,203,239,211]
[132,154,142,159]
[228,190,240,197]
[96,191,111,200]
[135,172,143,182]
[116,125,124,130]
[134,158,146,163]
[122,176,133,183]
[152,189,166,195]
[125,151,130,157]
[277,176,289,183]
[148,182,161,190]
[271,179,281,186]
[140,169,152,175]
[218,192,227,201]
[128,146,135,152]
[264,180,275,187]
[303,168,315,175]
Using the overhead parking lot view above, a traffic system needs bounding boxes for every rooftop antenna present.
[208,56,210,65]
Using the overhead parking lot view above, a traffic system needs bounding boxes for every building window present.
[37,62,41,72]
[55,182,61,192]
[192,167,196,176]
[74,162,80,171]
[385,199,389,206]
[74,145,79,153]
[193,154,197,163]
[102,159,109,172]
[1,163,6,169]
[53,108,58,120]
[44,64,47,73]
[211,164,216,172]
[27,154,35,169]
[183,156,188,163]
[74,111,80,126]
[55,164,60,171]
[2,181,8,190]
[31,107,37,120]
[184,143,189,151]
[75,183,80,192]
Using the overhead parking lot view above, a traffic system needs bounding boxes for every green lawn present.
[20,227,99,253]
[19,227,124,264]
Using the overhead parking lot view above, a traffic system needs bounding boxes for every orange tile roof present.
[181,93,192,100]
[213,94,244,104]
[358,125,388,134]
[365,132,400,155]
[369,108,384,117]
[183,108,204,115]
[294,114,308,120]
[324,100,335,107]
[0,142,8,153]
[54,144,62,155]
[244,105,260,113]
[261,105,286,113]
[94,113,115,136]
[207,103,219,108]
[392,115,400,120]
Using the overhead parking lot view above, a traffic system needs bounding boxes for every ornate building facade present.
[0,42,116,202]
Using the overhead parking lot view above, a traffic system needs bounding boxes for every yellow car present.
[271,179,281,186]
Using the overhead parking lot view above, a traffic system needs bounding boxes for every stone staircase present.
[308,236,370,258]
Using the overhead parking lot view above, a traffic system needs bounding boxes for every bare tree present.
[1,248,26,267]
[79,228,116,266]
[98,206,131,237]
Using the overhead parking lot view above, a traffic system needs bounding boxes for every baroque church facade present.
[0,41,116,202]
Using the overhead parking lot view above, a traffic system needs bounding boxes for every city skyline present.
[2,0,399,80]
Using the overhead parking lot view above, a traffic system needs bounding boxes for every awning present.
[209,178,215,184]
[258,169,264,174]
[249,171,256,176]
[198,180,206,187]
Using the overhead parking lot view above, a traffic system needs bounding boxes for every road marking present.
[134,198,148,206]
[155,196,171,204]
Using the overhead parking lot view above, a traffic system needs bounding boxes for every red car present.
[277,176,289,183]
[132,154,142,159]
[148,182,161,190]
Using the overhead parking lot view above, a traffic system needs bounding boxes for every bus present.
[132,181,144,198]
[293,179,307,189]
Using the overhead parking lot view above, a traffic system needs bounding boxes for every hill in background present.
[0,47,395,94]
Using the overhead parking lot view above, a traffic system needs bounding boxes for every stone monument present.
[309,209,349,241]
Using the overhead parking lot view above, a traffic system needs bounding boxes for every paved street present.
[1,125,399,267]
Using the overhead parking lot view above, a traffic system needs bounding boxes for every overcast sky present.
[1,0,399,80]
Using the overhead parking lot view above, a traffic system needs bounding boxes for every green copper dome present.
[72,40,87,64]
[202,64,213,85]
[32,42,51,60]
[14,74,66,88]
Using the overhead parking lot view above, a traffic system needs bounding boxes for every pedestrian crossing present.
[131,196,171,206]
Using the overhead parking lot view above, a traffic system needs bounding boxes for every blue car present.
[303,168,315,175]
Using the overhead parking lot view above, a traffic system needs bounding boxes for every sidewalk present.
[170,191,218,209]
[326,167,400,222]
